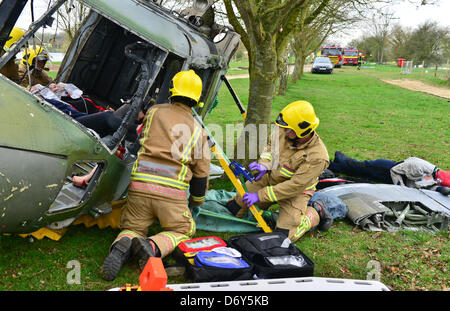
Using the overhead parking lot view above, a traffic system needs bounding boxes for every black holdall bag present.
[228,232,314,279]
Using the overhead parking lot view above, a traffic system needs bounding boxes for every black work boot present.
[131,238,160,270]
[101,237,133,281]
[312,199,333,231]
[262,210,278,230]
[225,199,242,216]
[436,186,450,196]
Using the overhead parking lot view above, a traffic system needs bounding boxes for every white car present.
[312,57,333,74]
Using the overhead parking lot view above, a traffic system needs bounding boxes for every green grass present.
[2,64,449,291]
[346,63,450,88]
[47,71,57,79]
[210,65,449,168]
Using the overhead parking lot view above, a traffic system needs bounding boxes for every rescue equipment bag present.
[178,236,227,253]
[175,236,253,283]
[228,232,314,279]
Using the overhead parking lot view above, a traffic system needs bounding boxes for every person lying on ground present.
[329,151,449,195]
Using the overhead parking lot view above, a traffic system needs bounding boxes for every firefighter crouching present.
[226,101,333,242]
[101,70,210,281]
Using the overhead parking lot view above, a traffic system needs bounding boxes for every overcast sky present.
[15,0,450,47]
[334,0,450,46]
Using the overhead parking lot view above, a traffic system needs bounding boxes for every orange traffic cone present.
[139,257,173,291]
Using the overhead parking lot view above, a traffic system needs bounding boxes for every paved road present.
[227,64,312,80]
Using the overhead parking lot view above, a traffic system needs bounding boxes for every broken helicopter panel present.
[0,0,240,237]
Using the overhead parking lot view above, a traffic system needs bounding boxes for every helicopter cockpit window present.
[190,67,213,106]
[213,29,228,44]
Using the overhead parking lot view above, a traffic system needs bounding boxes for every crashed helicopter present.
[0,0,240,240]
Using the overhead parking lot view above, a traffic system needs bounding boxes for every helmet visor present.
[275,113,289,127]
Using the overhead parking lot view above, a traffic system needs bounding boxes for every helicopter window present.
[65,17,167,111]
[153,55,184,106]
[190,67,216,109]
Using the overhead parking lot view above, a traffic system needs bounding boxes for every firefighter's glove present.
[249,162,268,181]
[243,193,259,207]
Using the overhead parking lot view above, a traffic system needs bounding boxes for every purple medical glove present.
[243,193,259,207]
[248,162,268,181]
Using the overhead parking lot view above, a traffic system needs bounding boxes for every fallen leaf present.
[388,266,399,273]
[371,232,382,239]
[340,266,350,274]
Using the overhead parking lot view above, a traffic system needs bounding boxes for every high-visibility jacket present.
[130,102,210,206]
[17,63,52,87]
[257,129,329,203]
[0,51,20,83]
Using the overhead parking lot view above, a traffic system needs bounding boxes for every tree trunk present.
[291,50,305,83]
[299,55,306,77]
[277,52,289,96]
[291,58,301,83]
[238,46,278,165]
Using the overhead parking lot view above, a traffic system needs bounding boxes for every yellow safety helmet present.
[3,27,24,51]
[21,45,49,66]
[169,70,203,106]
[275,100,320,138]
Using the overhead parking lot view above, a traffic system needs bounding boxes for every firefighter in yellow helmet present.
[17,45,52,87]
[101,70,210,281]
[0,27,24,83]
[226,100,332,242]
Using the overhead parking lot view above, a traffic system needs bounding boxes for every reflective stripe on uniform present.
[260,152,272,161]
[267,186,277,202]
[184,210,196,238]
[303,182,318,194]
[112,229,143,246]
[180,126,202,164]
[133,107,158,174]
[157,232,189,254]
[130,173,189,190]
[280,165,295,178]
[175,126,201,186]
[178,164,188,185]
[293,215,312,240]
[190,195,205,202]
[129,181,188,198]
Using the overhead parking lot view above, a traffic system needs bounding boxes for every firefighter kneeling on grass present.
[101,70,210,281]
[226,101,333,242]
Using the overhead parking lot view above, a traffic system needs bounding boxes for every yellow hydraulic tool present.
[193,110,272,233]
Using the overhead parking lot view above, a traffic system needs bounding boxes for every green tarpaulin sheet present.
[190,190,261,233]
